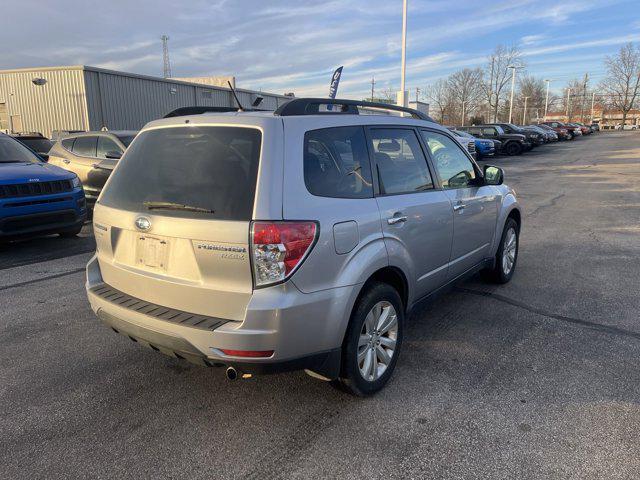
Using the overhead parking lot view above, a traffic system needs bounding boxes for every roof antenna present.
[227,81,244,111]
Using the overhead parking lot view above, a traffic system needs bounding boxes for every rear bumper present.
[85,255,355,378]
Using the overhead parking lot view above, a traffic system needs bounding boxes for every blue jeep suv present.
[0,134,86,240]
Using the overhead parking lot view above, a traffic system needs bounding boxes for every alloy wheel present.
[357,301,398,382]
[502,227,517,275]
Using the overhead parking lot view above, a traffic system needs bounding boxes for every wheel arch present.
[358,266,409,314]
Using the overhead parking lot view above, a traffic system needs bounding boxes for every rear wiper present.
[143,201,214,214]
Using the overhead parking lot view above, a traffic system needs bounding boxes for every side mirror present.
[105,150,122,160]
[484,165,504,185]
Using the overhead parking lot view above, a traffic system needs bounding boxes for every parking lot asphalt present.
[1,132,639,479]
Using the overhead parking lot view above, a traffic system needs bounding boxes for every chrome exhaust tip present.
[226,366,238,381]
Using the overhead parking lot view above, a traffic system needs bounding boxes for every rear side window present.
[99,126,262,220]
[72,136,97,157]
[370,128,433,195]
[304,126,373,199]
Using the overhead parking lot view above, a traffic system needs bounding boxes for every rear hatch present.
[94,124,263,321]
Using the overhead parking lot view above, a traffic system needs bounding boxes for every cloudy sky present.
[1,0,639,98]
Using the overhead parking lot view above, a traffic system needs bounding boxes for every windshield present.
[99,126,262,220]
[453,130,473,139]
[19,138,54,153]
[0,135,41,163]
[116,134,136,147]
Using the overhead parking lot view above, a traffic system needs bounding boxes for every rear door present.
[370,127,453,297]
[93,135,123,182]
[420,129,498,279]
[94,125,266,320]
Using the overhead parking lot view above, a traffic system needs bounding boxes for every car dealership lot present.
[1,132,639,479]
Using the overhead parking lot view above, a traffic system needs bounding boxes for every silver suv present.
[86,99,521,396]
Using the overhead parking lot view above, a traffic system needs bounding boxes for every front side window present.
[61,137,75,150]
[116,135,136,147]
[370,128,433,195]
[72,136,97,157]
[304,126,373,198]
[421,130,476,189]
[96,136,121,159]
[99,126,262,220]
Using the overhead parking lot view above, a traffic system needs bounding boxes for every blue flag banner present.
[327,66,343,111]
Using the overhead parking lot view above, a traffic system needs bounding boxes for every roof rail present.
[163,106,242,118]
[274,98,435,122]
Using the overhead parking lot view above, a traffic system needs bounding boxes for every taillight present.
[251,221,318,287]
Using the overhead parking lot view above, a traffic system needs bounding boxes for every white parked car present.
[615,123,638,130]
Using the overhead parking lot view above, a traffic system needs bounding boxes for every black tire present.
[58,225,83,238]
[486,218,519,284]
[505,141,522,156]
[334,282,404,396]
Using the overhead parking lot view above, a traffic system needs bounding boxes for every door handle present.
[387,215,407,225]
[63,159,71,164]
[453,204,466,212]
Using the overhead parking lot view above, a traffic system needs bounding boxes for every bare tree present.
[599,43,640,126]
[562,75,592,122]
[516,75,557,123]
[447,68,484,124]
[424,78,453,123]
[376,86,397,104]
[483,45,524,122]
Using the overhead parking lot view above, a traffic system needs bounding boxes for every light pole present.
[507,65,522,124]
[399,0,408,107]
[544,79,551,119]
[522,96,530,125]
[566,88,571,122]
[590,91,596,122]
[461,100,467,126]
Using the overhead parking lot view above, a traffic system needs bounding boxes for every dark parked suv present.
[48,131,137,206]
[458,125,528,156]
[490,123,542,148]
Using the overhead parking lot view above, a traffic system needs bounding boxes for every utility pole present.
[507,65,522,123]
[581,73,589,123]
[522,96,530,125]
[544,79,551,119]
[161,35,172,78]
[370,76,376,102]
[590,91,596,123]
[566,88,571,122]
[461,101,467,126]
[489,57,495,122]
[399,0,408,107]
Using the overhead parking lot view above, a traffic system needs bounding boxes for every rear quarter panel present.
[280,116,389,295]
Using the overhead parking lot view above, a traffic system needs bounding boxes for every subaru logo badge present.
[135,216,151,231]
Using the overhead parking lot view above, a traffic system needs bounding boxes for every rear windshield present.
[19,138,53,153]
[99,126,262,220]
[0,135,41,163]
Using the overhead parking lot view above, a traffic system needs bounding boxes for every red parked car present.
[539,122,573,140]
